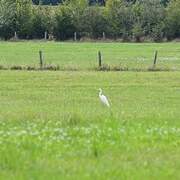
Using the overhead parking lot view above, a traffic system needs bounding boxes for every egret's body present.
[99,88,110,107]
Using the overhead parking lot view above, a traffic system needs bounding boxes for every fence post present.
[153,50,158,68]
[44,31,47,40]
[14,32,18,40]
[98,51,102,67]
[74,32,77,41]
[39,50,43,69]
[103,32,105,40]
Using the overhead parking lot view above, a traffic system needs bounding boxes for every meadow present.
[0,70,180,179]
[0,42,180,70]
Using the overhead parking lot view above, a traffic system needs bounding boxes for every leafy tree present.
[54,5,76,40]
[80,6,107,38]
[105,0,134,39]
[32,6,46,38]
[165,0,180,39]
[16,0,33,38]
[65,0,88,36]
[132,22,144,42]
[32,6,55,38]
[0,0,16,39]
[137,0,165,41]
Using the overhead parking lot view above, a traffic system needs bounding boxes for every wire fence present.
[0,41,180,71]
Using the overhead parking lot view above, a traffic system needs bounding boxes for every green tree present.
[32,6,55,38]
[137,0,165,41]
[132,22,144,42]
[66,0,88,35]
[32,6,46,38]
[131,2,144,42]
[105,0,134,40]
[80,6,107,38]
[54,5,76,40]
[16,0,33,39]
[165,0,180,39]
[0,0,16,39]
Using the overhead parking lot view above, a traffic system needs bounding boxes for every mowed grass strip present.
[0,71,180,179]
[0,42,180,70]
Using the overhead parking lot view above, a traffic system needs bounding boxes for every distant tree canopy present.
[0,0,179,41]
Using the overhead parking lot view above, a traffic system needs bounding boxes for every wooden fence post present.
[153,50,158,68]
[74,32,77,41]
[44,31,47,40]
[14,32,18,40]
[103,32,105,40]
[39,50,43,69]
[98,51,102,67]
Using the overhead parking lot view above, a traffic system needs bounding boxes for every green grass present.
[0,41,180,70]
[0,71,180,179]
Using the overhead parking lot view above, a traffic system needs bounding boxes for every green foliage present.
[31,7,47,38]
[32,6,55,38]
[80,6,107,38]
[0,0,179,41]
[16,0,33,38]
[105,0,130,39]
[132,22,144,42]
[166,0,180,39]
[0,0,16,39]
[54,5,76,40]
[139,0,165,41]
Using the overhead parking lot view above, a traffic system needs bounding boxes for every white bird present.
[99,88,110,107]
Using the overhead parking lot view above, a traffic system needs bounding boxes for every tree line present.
[0,0,179,41]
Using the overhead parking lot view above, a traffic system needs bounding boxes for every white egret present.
[99,88,110,107]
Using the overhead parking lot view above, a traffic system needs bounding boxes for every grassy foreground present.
[0,42,180,70]
[0,71,180,179]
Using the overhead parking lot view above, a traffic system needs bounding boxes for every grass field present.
[0,71,180,179]
[0,42,180,70]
